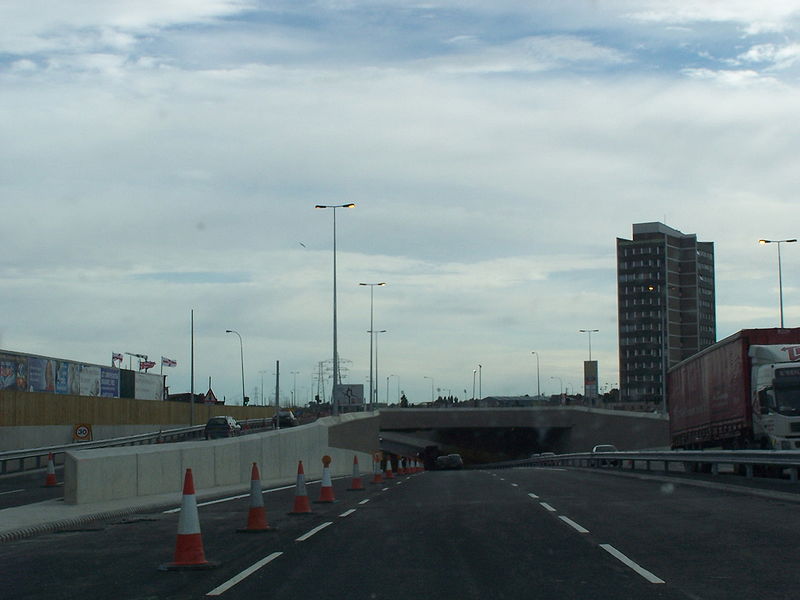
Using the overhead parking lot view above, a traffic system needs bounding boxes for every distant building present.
[616,222,716,407]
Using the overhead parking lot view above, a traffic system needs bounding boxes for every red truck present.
[668,328,800,450]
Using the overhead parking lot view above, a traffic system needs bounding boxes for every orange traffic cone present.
[288,461,312,515]
[348,455,365,491]
[385,459,395,480]
[315,455,336,503]
[159,469,217,570]
[43,452,59,487]
[237,463,274,533]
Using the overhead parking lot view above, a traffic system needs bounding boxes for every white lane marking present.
[163,483,297,514]
[358,498,370,505]
[510,483,519,487]
[339,509,356,518]
[540,502,557,512]
[296,521,333,542]
[382,487,389,491]
[499,478,505,481]
[396,481,403,485]
[599,544,665,584]
[207,552,283,596]
[0,489,24,496]
[528,493,539,499]
[559,516,589,533]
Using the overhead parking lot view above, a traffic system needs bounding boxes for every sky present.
[2,1,800,406]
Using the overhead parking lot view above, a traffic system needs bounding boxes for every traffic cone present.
[315,455,336,503]
[288,461,312,515]
[347,455,365,491]
[159,469,218,571]
[43,452,59,487]
[371,457,384,484]
[237,463,274,533]
[385,459,395,480]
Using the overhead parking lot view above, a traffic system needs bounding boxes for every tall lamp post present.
[359,282,386,410]
[472,369,477,401]
[423,375,434,403]
[373,329,387,406]
[290,371,299,407]
[225,329,246,406]
[316,203,355,415]
[478,364,482,399]
[530,351,540,398]
[759,238,797,328]
[578,329,599,361]
[258,369,267,406]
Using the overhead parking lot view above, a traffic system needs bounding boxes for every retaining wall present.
[64,413,379,504]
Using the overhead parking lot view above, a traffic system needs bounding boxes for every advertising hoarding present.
[584,360,598,400]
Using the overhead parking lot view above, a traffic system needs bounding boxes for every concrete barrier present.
[65,413,379,504]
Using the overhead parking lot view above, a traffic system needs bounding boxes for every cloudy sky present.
[2,1,799,405]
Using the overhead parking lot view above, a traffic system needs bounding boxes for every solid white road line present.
[528,493,539,499]
[358,498,370,505]
[558,516,589,533]
[163,484,297,514]
[599,544,665,584]
[296,521,333,542]
[206,552,283,596]
[539,502,557,512]
[0,489,24,496]
[339,509,356,518]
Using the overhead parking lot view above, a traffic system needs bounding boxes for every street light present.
[258,369,267,406]
[578,329,599,361]
[290,371,300,407]
[472,369,477,401]
[478,364,482,399]
[759,238,797,328]
[316,202,356,416]
[530,351,540,398]
[372,329,387,406]
[359,282,386,410]
[225,329,246,406]
[423,375,434,403]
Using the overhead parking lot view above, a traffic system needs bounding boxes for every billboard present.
[28,357,57,392]
[584,360,599,400]
[0,353,26,390]
[134,372,164,401]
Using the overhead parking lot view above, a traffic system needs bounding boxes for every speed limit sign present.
[72,423,93,442]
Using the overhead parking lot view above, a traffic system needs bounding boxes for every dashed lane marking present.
[206,552,283,596]
[339,509,356,518]
[358,498,370,505]
[558,515,589,533]
[296,521,333,542]
[599,544,665,584]
[539,502,557,512]
[510,483,519,487]
[528,493,539,499]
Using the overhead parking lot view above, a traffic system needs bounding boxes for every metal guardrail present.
[0,418,274,475]
[479,449,800,482]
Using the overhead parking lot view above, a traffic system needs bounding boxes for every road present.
[2,467,799,599]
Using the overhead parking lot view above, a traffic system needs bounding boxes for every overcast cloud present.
[1,1,799,405]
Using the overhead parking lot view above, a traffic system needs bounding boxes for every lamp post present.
[531,351,540,398]
[578,329,599,361]
[359,282,386,410]
[373,329,386,406]
[315,202,355,416]
[259,369,267,406]
[472,369,477,401]
[759,238,797,328]
[225,329,246,406]
[290,371,299,407]
[478,364,482,399]
[424,376,434,403]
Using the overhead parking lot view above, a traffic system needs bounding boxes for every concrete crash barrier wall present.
[64,412,379,504]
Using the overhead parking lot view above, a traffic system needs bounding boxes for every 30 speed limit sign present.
[72,423,93,442]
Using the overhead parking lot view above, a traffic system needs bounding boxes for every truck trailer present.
[668,328,800,450]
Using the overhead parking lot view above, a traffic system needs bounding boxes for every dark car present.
[204,416,241,439]
[591,444,620,467]
[435,453,464,470]
[272,410,299,428]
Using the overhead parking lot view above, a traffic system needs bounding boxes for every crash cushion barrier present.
[64,413,378,504]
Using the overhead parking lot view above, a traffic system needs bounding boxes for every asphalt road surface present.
[3,467,799,599]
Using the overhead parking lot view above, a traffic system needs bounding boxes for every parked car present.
[591,444,620,467]
[435,453,464,470]
[204,416,241,439]
[272,410,299,428]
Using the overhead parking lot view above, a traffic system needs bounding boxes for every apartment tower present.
[616,223,716,407]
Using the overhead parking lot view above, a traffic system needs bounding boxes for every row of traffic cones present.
[161,455,371,570]
[369,455,424,484]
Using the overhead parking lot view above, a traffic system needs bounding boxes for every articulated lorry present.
[668,328,800,450]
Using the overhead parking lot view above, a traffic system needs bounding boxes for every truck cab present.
[751,345,800,449]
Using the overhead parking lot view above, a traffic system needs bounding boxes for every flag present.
[112,352,123,363]
[140,360,156,371]
[161,357,177,367]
